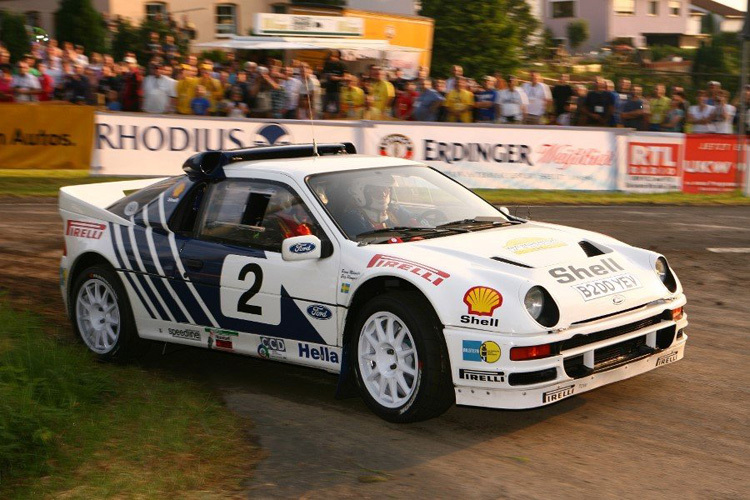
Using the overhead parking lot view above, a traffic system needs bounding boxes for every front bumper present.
[443,295,688,410]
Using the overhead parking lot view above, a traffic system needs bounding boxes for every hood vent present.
[491,256,533,268]
[579,240,607,257]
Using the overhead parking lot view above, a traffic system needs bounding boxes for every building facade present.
[542,0,706,51]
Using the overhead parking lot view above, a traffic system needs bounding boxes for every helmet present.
[350,174,396,211]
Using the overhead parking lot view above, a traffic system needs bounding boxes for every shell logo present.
[463,286,502,316]
[171,183,186,198]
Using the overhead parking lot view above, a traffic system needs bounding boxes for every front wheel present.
[350,292,454,422]
[70,265,147,362]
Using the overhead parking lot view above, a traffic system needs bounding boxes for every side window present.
[197,179,324,251]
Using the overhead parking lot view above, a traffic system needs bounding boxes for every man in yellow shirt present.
[175,64,198,115]
[370,66,395,120]
[445,76,474,123]
[197,63,224,115]
[340,73,365,119]
[648,84,671,131]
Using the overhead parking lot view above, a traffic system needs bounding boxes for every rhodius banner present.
[0,104,95,169]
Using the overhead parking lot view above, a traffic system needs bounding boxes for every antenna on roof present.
[303,69,319,156]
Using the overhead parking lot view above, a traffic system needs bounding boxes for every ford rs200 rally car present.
[59,143,687,423]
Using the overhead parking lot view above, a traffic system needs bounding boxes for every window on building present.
[669,0,681,16]
[550,1,575,19]
[614,0,635,15]
[145,2,168,22]
[216,4,237,35]
[648,0,659,15]
[25,11,41,27]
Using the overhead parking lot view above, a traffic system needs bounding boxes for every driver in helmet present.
[339,173,410,236]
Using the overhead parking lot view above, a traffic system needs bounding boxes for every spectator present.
[0,64,14,102]
[142,62,176,114]
[571,84,588,126]
[282,66,302,119]
[445,76,474,123]
[190,85,211,115]
[614,78,631,126]
[12,61,42,102]
[340,73,365,119]
[322,50,345,118]
[265,68,286,119]
[552,74,573,118]
[688,90,715,133]
[706,81,720,105]
[582,77,614,126]
[648,84,671,131]
[146,32,163,60]
[445,65,463,91]
[661,98,685,132]
[370,66,395,120]
[176,64,198,115]
[413,78,445,122]
[36,62,54,101]
[521,71,551,124]
[711,90,735,134]
[163,35,179,63]
[606,80,619,126]
[621,85,649,130]
[556,100,575,126]
[298,63,320,119]
[64,63,91,104]
[197,63,223,115]
[74,45,88,66]
[474,76,499,123]
[497,75,528,124]
[97,64,121,105]
[224,87,249,118]
[120,56,142,111]
[106,90,122,111]
[395,80,419,120]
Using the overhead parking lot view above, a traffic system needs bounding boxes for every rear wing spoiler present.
[59,178,168,226]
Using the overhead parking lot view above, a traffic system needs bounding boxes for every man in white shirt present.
[12,61,41,102]
[496,75,528,123]
[688,90,715,133]
[521,71,552,124]
[142,62,176,114]
[281,66,302,119]
[711,90,735,134]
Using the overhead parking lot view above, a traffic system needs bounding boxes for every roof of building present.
[692,0,745,18]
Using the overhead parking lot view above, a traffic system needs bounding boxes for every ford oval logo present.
[290,242,315,254]
[307,304,332,320]
[612,294,625,305]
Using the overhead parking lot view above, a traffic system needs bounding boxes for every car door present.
[176,175,341,365]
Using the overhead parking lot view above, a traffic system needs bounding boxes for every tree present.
[701,13,717,35]
[567,20,589,53]
[55,0,106,53]
[0,10,30,63]
[420,0,530,77]
[692,38,730,89]
[111,17,140,62]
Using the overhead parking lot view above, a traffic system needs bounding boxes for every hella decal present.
[298,343,339,364]
[306,304,333,320]
[290,242,316,254]
[548,257,625,284]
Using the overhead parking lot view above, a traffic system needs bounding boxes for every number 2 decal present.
[237,263,263,315]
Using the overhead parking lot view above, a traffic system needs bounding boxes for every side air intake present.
[579,240,607,257]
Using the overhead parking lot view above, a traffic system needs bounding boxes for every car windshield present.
[307,165,510,242]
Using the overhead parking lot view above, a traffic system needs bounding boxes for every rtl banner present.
[621,133,683,193]
[0,104,95,169]
[683,134,743,193]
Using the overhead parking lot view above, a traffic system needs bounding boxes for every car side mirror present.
[282,235,328,261]
[498,206,510,216]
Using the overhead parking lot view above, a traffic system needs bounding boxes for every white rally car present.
[59,143,687,422]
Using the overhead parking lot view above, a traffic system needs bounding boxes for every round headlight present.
[655,257,668,283]
[524,286,545,320]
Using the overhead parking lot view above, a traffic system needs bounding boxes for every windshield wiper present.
[436,217,511,230]
[356,226,449,239]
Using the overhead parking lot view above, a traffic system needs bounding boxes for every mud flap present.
[334,344,359,399]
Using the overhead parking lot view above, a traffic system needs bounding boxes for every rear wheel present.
[70,265,147,361]
[350,292,454,422]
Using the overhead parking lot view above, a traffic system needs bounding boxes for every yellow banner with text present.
[0,104,95,169]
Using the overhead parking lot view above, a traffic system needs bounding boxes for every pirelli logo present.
[66,220,106,239]
[542,385,575,403]
[367,254,450,286]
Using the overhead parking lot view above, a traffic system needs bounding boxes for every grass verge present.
[0,300,258,498]
[1,170,749,205]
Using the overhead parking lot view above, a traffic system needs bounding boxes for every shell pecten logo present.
[463,286,502,316]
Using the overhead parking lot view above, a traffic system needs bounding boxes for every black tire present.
[349,291,454,423]
[69,265,148,362]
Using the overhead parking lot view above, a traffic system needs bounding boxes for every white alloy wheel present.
[357,311,419,409]
[76,277,120,354]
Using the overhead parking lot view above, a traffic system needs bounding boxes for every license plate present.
[656,350,679,366]
[572,273,642,302]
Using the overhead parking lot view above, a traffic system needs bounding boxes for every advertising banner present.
[93,113,360,176]
[682,134,742,193]
[363,122,619,190]
[0,104,95,170]
[621,133,683,193]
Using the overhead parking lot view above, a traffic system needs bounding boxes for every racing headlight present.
[524,286,559,328]
[654,257,677,293]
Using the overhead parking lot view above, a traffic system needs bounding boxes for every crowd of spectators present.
[1,36,749,134]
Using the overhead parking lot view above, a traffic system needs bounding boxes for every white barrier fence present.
[92,112,742,193]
